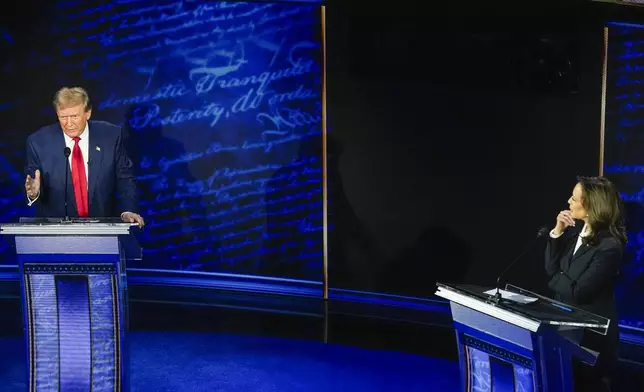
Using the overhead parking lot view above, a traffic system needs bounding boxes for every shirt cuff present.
[26,192,40,206]
[549,229,564,239]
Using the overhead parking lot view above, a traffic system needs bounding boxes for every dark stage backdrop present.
[324,2,644,332]
[0,1,324,281]
[603,21,644,330]
[324,2,602,296]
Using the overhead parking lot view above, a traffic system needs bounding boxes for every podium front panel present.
[19,251,127,391]
[438,283,585,392]
[451,302,534,351]
[464,347,535,392]
[16,236,119,255]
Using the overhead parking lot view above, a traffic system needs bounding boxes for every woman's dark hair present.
[577,176,628,246]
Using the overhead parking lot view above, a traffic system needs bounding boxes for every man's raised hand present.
[25,170,41,200]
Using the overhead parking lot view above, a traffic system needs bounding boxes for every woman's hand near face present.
[553,210,575,236]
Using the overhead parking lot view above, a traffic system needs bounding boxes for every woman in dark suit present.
[545,176,626,392]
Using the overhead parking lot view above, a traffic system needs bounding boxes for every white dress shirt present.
[550,223,591,255]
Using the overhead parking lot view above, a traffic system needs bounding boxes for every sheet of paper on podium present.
[483,288,539,304]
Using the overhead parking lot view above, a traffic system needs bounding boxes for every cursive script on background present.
[0,0,324,281]
[80,0,322,279]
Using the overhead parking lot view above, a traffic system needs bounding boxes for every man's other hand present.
[121,212,145,228]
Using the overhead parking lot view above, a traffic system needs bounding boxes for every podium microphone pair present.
[491,227,549,304]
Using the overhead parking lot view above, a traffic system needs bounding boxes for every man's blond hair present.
[53,87,91,111]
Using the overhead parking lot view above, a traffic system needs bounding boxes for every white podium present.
[436,282,608,392]
[0,218,140,392]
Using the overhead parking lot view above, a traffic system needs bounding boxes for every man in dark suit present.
[24,87,144,226]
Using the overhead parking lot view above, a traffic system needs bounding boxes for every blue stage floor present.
[0,282,642,391]
[0,282,462,391]
[0,332,459,392]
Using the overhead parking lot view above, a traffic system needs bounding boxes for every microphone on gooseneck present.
[63,147,71,222]
[492,227,549,304]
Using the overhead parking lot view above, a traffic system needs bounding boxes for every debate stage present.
[0,279,458,392]
[0,279,642,392]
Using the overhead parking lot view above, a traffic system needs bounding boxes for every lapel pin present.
[96,146,101,151]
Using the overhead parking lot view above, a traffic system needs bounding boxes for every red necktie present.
[71,136,89,217]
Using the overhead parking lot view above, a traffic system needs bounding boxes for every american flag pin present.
[96,146,101,151]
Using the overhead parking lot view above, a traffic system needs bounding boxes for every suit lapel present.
[571,240,593,262]
[562,240,575,271]
[561,226,583,271]
[87,123,103,212]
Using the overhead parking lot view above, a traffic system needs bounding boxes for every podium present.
[436,282,610,392]
[0,218,140,392]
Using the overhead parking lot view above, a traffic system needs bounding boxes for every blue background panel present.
[0,1,324,283]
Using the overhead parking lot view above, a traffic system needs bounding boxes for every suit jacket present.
[544,225,622,374]
[25,120,139,218]
[545,226,622,318]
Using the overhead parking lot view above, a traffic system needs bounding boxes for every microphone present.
[492,227,549,304]
[63,147,71,222]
